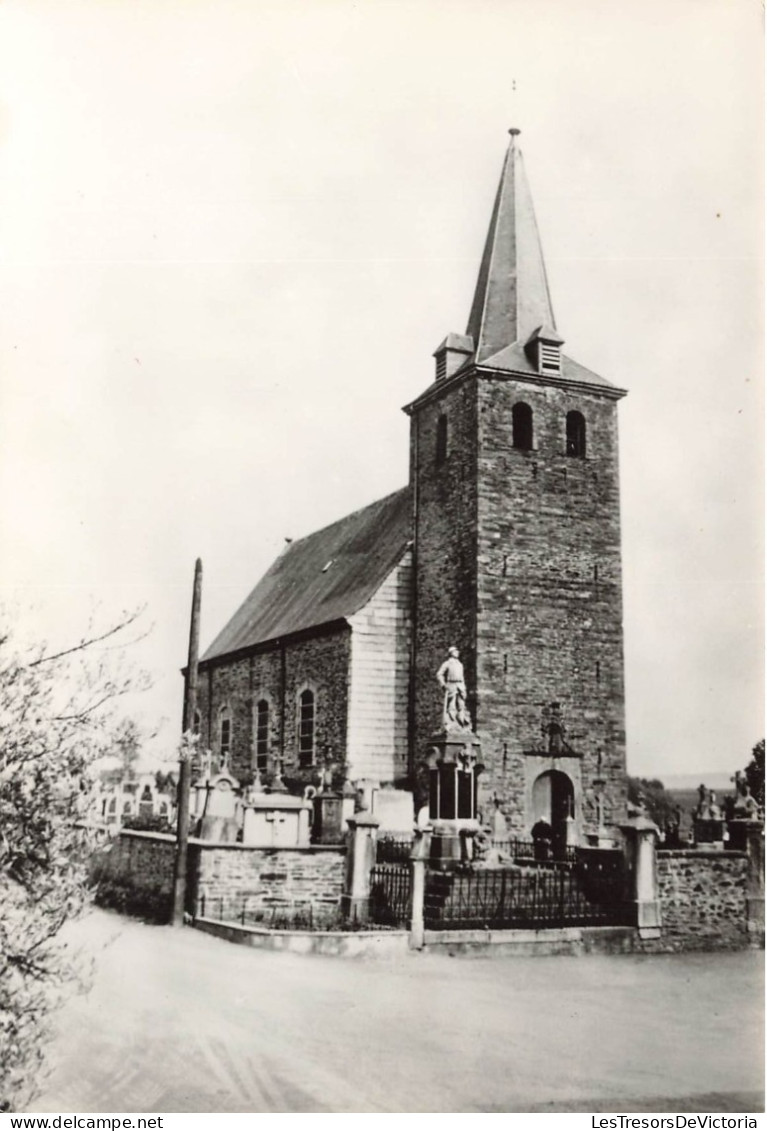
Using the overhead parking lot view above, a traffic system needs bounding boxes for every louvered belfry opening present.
[524,326,564,376]
[433,333,474,383]
[539,340,561,374]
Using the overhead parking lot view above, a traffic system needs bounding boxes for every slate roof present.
[201,486,412,662]
[477,342,618,390]
[455,131,619,394]
[466,130,557,364]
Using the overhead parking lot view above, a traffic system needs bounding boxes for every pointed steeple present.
[466,129,557,365]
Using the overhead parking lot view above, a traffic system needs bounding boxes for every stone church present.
[194,129,628,843]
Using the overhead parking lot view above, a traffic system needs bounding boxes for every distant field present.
[666,785,740,837]
[662,773,736,793]
[634,772,737,837]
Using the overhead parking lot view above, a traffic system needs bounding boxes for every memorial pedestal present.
[692,817,725,848]
[424,727,483,869]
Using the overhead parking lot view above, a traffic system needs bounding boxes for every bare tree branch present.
[28,609,144,668]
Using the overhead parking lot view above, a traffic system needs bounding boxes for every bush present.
[627,776,679,829]
[94,877,171,924]
[0,611,150,1107]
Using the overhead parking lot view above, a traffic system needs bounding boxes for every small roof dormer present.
[525,324,565,376]
[433,332,474,382]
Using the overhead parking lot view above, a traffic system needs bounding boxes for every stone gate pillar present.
[408,826,432,950]
[341,812,379,925]
[621,815,661,940]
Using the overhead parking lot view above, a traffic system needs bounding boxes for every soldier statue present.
[436,646,472,730]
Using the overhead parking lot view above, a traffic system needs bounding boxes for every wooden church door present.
[533,770,574,859]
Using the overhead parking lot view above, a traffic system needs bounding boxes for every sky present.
[0,0,763,780]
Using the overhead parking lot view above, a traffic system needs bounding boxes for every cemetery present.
[97,692,764,956]
[97,128,764,960]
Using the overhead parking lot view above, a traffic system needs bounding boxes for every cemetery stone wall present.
[96,830,346,926]
[191,843,346,925]
[94,830,178,920]
[651,849,749,952]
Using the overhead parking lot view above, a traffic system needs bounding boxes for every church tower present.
[404,130,628,843]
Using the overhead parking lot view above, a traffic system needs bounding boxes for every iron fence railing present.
[195,848,630,934]
[573,847,628,904]
[424,856,631,931]
[195,893,340,931]
[369,863,411,927]
[376,835,415,864]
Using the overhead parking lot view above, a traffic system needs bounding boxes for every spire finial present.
[509,78,520,141]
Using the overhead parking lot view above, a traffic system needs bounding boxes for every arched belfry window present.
[566,411,586,458]
[512,402,533,451]
[255,698,270,771]
[297,689,315,767]
[436,414,448,465]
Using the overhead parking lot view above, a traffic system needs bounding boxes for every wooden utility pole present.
[172,557,202,927]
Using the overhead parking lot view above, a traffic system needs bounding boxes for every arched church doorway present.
[532,770,574,859]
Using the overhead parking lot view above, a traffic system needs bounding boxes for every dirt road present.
[28,910,763,1113]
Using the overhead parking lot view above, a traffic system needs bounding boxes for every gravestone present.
[692,785,725,847]
[205,774,238,818]
[242,793,312,847]
[371,788,415,835]
[489,798,508,839]
[313,792,345,844]
[199,815,238,843]
[198,770,240,841]
[341,781,357,830]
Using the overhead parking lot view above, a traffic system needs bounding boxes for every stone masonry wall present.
[475,377,627,836]
[99,831,346,926]
[654,850,749,952]
[411,377,478,762]
[409,369,626,837]
[196,626,351,787]
[197,654,261,784]
[94,830,178,920]
[191,843,346,925]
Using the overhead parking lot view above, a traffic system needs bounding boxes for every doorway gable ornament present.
[522,701,582,758]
